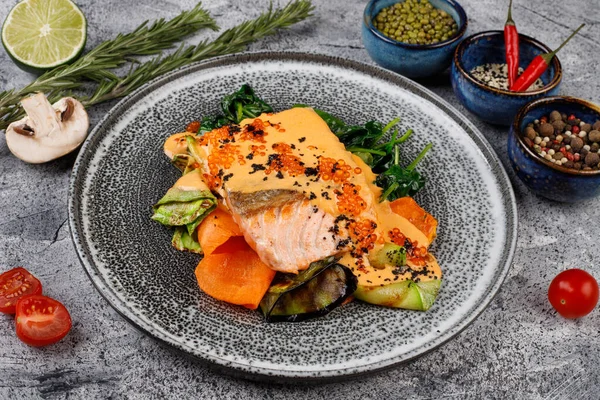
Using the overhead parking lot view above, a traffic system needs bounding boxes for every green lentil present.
[374,0,458,45]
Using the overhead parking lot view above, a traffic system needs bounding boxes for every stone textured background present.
[1,0,599,398]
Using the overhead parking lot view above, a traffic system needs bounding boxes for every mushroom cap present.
[6,93,89,164]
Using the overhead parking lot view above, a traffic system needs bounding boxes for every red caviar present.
[334,183,366,216]
[238,119,270,143]
[185,121,200,133]
[348,219,378,256]
[264,142,306,177]
[319,157,353,183]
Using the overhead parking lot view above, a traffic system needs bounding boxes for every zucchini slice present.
[354,279,441,311]
[260,257,357,322]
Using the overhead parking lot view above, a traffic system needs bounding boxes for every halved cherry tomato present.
[548,269,599,319]
[15,295,72,347]
[0,267,43,314]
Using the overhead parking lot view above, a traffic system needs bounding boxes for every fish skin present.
[227,189,348,273]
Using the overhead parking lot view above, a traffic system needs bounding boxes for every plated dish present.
[69,52,517,381]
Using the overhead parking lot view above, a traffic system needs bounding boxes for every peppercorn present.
[552,120,566,132]
[593,121,600,131]
[525,126,537,140]
[570,136,584,152]
[591,143,600,152]
[539,123,554,137]
[585,152,600,167]
[549,110,562,122]
[582,123,592,133]
[588,130,600,143]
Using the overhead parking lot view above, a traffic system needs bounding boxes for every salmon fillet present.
[227,190,348,273]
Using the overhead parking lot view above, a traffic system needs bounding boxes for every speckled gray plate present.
[69,52,517,382]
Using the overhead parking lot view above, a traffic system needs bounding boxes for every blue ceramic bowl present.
[451,31,562,125]
[508,96,600,202]
[362,0,468,79]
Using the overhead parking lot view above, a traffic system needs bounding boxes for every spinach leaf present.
[199,84,273,134]
[375,143,432,201]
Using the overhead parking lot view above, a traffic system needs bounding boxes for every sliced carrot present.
[389,197,438,243]
[197,208,243,256]
[195,237,276,310]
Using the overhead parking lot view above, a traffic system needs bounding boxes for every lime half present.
[2,0,87,72]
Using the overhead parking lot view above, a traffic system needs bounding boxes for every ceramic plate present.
[69,52,517,382]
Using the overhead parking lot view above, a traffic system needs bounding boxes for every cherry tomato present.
[0,267,43,314]
[548,269,599,319]
[15,295,72,347]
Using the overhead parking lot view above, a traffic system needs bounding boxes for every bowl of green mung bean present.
[362,0,468,79]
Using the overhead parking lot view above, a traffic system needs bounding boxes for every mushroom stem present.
[20,93,62,139]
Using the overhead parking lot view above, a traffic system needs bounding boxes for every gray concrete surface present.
[1,0,599,398]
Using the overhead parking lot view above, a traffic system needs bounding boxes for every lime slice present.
[2,0,87,72]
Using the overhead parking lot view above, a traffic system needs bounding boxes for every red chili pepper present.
[504,0,519,88]
[510,24,585,92]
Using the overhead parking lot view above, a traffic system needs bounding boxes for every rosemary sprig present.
[0,3,217,130]
[84,0,315,106]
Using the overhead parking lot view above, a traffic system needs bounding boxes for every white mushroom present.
[5,93,89,163]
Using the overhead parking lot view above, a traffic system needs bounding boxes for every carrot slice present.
[389,197,438,243]
[195,237,276,310]
[197,208,243,256]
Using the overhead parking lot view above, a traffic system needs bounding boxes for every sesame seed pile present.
[470,63,544,91]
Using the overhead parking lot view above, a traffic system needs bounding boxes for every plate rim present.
[68,51,518,382]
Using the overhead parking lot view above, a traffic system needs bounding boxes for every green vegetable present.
[172,226,203,254]
[369,243,407,269]
[375,143,431,202]
[151,180,216,254]
[151,187,216,227]
[354,279,441,311]
[259,257,357,322]
[171,154,197,174]
[199,85,273,134]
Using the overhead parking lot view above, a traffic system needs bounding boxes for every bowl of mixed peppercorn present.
[362,0,468,79]
[508,96,600,202]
